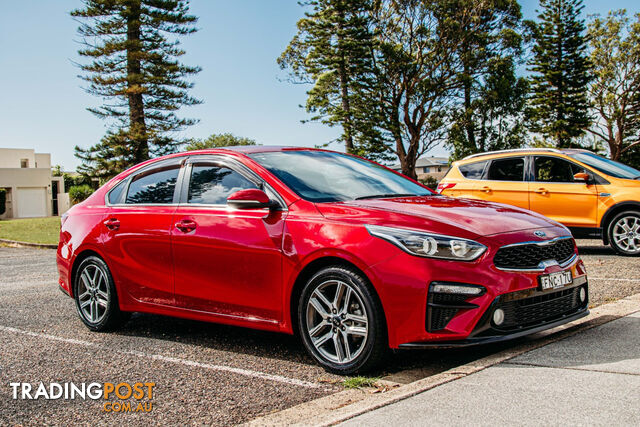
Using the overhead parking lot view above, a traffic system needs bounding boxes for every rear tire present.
[298,266,387,375]
[607,211,640,256]
[74,256,130,331]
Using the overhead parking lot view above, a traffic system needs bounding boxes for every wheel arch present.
[600,201,640,244]
[287,256,387,340]
[69,248,108,298]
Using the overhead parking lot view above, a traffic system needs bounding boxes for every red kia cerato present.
[57,147,589,374]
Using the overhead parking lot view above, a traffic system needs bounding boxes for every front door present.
[171,158,287,323]
[528,156,598,227]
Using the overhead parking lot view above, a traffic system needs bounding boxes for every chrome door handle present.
[534,188,548,194]
[175,220,197,233]
[103,218,120,230]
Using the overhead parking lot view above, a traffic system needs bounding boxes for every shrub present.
[69,185,94,204]
[0,188,5,215]
[419,175,438,190]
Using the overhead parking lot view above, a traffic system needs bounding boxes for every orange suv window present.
[534,157,588,182]
[487,158,525,181]
[459,160,488,179]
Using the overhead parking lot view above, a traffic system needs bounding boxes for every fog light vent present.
[493,308,505,326]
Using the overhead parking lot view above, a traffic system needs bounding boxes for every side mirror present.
[227,189,276,209]
[573,172,591,183]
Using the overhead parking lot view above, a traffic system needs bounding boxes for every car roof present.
[185,145,322,155]
[458,148,593,163]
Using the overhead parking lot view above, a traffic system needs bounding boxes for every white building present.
[0,148,69,219]
[390,156,450,181]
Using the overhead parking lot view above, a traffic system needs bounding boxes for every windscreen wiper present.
[355,193,420,200]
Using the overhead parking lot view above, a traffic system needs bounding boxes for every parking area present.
[1,241,639,424]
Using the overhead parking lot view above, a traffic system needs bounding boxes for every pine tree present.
[72,0,201,178]
[186,133,257,151]
[527,0,592,148]
[446,0,529,160]
[279,0,386,159]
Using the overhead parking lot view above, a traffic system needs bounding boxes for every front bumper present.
[400,277,589,349]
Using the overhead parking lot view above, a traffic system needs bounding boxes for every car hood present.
[317,195,564,238]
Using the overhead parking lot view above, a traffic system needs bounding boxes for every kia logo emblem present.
[534,231,547,237]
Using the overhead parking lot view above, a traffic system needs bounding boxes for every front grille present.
[495,285,586,331]
[494,238,575,270]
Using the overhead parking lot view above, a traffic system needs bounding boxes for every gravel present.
[0,241,637,425]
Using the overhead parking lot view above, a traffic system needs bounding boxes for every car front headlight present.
[366,225,487,261]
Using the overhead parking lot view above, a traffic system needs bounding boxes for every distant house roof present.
[389,156,448,170]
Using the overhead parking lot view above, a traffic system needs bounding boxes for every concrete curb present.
[245,293,640,426]
[0,238,57,249]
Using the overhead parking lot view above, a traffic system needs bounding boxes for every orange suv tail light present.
[436,183,456,194]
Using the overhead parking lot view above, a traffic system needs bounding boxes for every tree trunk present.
[336,8,354,154]
[126,0,149,162]
[461,37,476,152]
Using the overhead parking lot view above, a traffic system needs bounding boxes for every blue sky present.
[0,1,637,170]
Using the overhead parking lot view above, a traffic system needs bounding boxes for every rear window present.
[458,161,488,179]
[107,180,126,204]
[487,157,525,181]
[126,166,180,204]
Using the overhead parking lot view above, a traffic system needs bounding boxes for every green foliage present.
[278,0,386,160]
[526,0,592,148]
[446,0,529,161]
[63,173,95,193]
[283,0,501,177]
[0,189,6,216]
[419,175,438,190]
[186,133,257,151]
[342,376,380,389]
[72,0,201,179]
[51,165,63,177]
[587,10,640,162]
[69,185,95,204]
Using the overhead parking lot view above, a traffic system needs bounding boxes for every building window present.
[20,159,29,168]
[423,167,429,173]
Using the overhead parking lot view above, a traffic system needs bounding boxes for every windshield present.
[249,150,433,203]
[569,152,640,180]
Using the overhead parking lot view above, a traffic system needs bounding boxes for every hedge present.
[69,185,95,204]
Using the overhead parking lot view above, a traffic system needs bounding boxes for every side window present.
[126,166,180,204]
[487,158,525,181]
[188,164,257,204]
[534,157,586,182]
[108,180,127,204]
[459,160,488,179]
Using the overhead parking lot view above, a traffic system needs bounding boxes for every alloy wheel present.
[77,263,110,324]
[612,215,640,254]
[305,279,369,364]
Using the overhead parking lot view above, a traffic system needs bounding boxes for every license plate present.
[539,270,573,291]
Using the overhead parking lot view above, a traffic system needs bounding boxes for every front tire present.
[74,256,129,331]
[298,266,387,375]
[608,211,640,256]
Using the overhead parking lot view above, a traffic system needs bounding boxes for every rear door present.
[528,156,598,227]
[474,156,529,210]
[103,158,184,306]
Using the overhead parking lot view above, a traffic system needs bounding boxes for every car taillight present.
[436,183,456,194]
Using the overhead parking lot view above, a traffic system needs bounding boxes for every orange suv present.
[438,148,640,256]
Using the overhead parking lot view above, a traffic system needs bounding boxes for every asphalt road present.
[0,240,638,425]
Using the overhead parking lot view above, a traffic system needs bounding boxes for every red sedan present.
[57,147,589,374]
